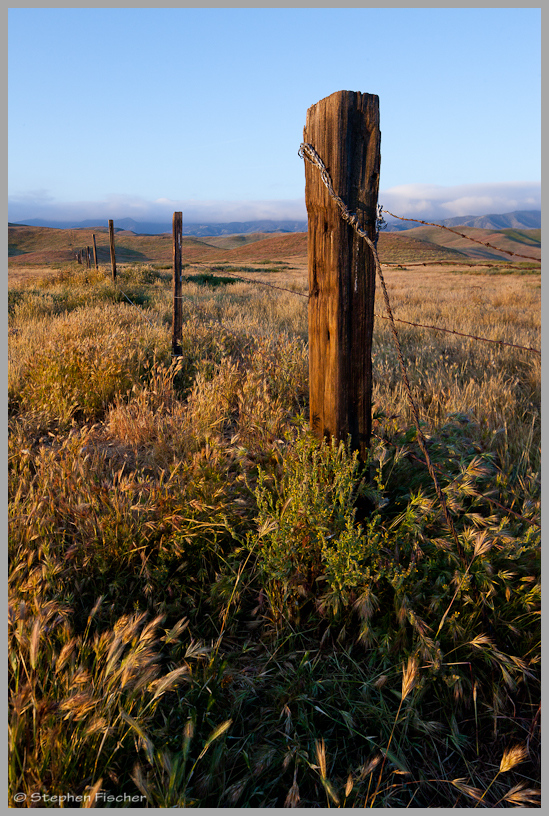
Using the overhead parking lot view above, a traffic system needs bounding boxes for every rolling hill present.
[393,225,541,261]
[8,224,464,266]
[8,222,541,268]
[437,210,541,230]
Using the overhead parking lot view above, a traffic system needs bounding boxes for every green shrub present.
[250,432,366,625]
[249,429,540,708]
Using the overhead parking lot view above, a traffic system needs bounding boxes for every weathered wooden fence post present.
[108,220,117,281]
[172,211,183,355]
[92,234,98,269]
[303,90,380,460]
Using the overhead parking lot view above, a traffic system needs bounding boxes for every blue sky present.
[8,6,541,224]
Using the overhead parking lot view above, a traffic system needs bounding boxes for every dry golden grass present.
[8,258,540,807]
[371,265,540,467]
[8,264,66,285]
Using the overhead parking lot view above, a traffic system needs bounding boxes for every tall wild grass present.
[8,261,540,807]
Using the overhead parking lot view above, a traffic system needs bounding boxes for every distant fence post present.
[172,211,183,355]
[92,234,98,269]
[108,220,117,281]
[303,90,381,460]
[86,246,91,269]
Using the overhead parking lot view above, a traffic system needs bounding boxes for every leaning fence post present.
[92,234,98,269]
[303,90,381,460]
[108,220,117,281]
[172,211,183,355]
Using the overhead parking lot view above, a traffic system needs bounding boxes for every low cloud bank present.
[8,182,540,226]
[379,182,541,222]
[7,193,308,225]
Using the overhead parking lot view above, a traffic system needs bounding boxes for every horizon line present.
[9,206,542,226]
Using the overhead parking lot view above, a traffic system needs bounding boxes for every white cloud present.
[8,182,540,226]
[152,198,308,223]
[379,182,541,222]
[8,193,308,224]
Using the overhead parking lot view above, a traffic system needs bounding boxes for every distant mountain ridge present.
[9,217,309,236]
[10,210,540,236]
[441,210,541,230]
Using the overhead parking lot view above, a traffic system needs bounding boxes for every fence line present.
[176,263,541,356]
[381,260,529,269]
[107,282,540,532]
[96,236,540,357]
[177,267,310,298]
[107,283,544,531]
[114,281,155,328]
[61,254,538,533]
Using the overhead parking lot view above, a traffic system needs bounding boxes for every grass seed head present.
[315,738,327,779]
[284,779,301,808]
[499,744,528,773]
[502,783,541,806]
[401,656,418,700]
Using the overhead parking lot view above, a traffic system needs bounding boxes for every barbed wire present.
[114,282,155,327]
[103,238,540,357]
[382,210,541,263]
[180,259,540,355]
[382,260,529,269]
[55,253,538,534]
[175,269,540,355]
[178,267,309,298]
[373,313,541,355]
[299,141,467,565]
[298,143,376,237]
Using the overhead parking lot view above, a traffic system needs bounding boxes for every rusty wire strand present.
[300,141,467,565]
[382,210,541,263]
[179,275,540,355]
[174,268,542,356]
[172,198,540,355]
[100,207,536,539]
[114,282,155,327]
[374,313,541,355]
[176,267,309,298]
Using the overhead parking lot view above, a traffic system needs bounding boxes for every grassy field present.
[8,253,540,807]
